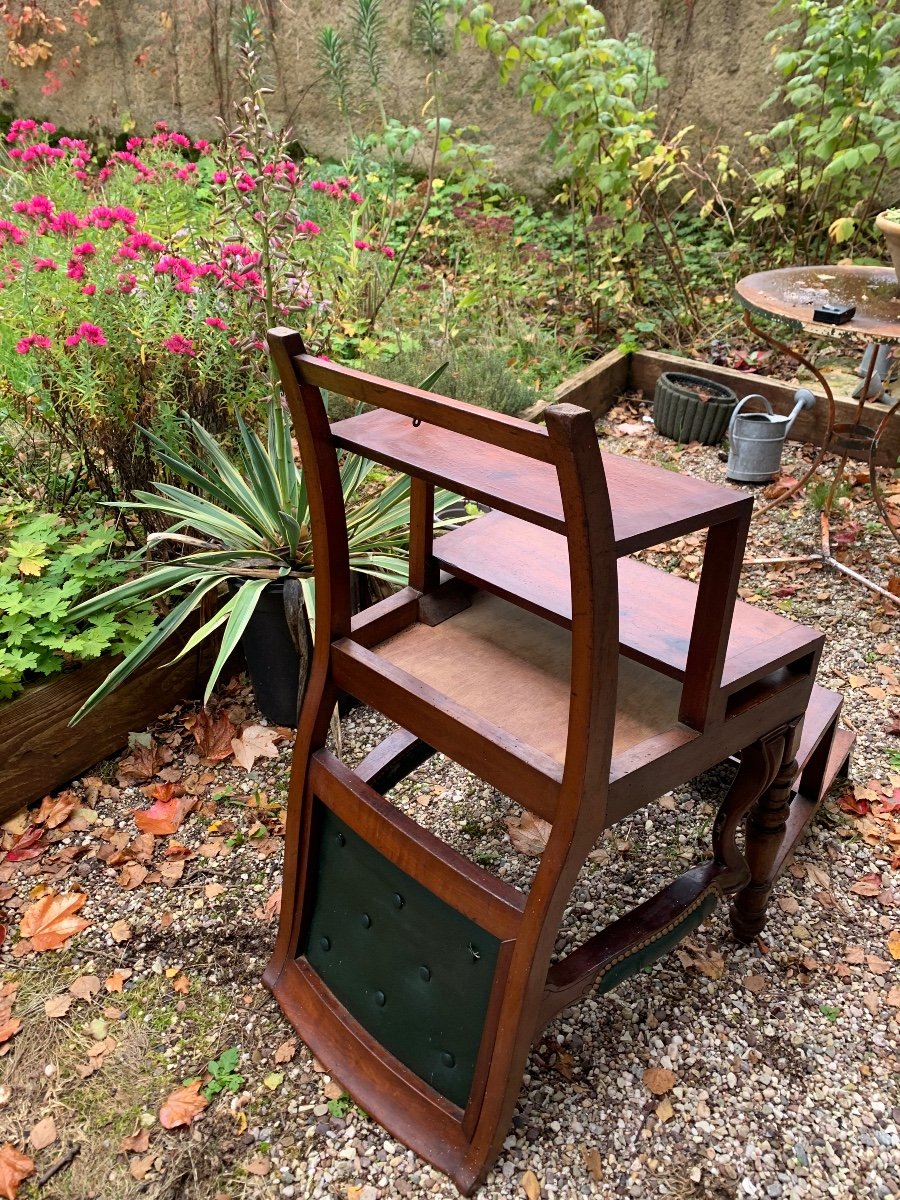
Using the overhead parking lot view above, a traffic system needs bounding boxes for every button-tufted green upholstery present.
[303,802,501,1110]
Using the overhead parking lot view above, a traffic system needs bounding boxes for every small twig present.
[37,1144,80,1187]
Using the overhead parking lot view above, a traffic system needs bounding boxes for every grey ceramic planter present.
[652,372,738,445]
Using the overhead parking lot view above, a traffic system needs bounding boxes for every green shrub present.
[356,344,540,417]
[0,508,155,701]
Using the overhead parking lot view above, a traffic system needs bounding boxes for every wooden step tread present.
[433,512,821,695]
[332,408,749,554]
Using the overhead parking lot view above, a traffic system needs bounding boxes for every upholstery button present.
[361,913,372,928]
[392,893,404,909]
[441,1051,455,1068]
[320,936,331,951]
[419,965,431,982]
[374,990,386,1007]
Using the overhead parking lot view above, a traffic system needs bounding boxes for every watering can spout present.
[784,388,817,437]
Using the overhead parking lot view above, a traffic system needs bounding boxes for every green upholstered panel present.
[596,893,718,995]
[302,800,501,1111]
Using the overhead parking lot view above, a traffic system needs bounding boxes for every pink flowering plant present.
[0,112,401,511]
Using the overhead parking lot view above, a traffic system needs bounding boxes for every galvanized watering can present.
[726,389,817,483]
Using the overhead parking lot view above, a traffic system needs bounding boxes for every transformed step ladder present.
[264,329,853,1194]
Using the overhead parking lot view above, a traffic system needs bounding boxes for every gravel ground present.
[1,397,899,1200]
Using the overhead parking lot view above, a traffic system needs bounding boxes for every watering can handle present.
[728,394,773,438]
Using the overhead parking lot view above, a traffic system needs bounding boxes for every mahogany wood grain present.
[433,512,822,695]
[332,407,752,552]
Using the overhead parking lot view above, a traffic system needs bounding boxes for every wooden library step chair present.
[264,328,853,1195]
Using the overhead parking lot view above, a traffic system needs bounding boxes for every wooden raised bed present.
[532,348,900,467]
[0,626,213,823]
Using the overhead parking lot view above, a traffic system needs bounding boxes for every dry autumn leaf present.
[119,1127,151,1154]
[19,891,90,952]
[887,931,900,961]
[0,1143,34,1200]
[643,1067,676,1095]
[69,975,101,1001]
[27,1116,56,1151]
[505,811,551,857]
[134,787,188,837]
[244,1156,271,1176]
[273,1039,297,1065]
[117,739,173,785]
[231,724,280,771]
[44,993,72,1019]
[36,792,77,830]
[521,1168,542,1200]
[159,1081,208,1129]
[129,1152,156,1181]
[655,1097,674,1122]
[109,920,132,944]
[581,1147,602,1182]
[184,709,235,763]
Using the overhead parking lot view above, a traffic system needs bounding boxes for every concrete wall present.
[8,0,780,190]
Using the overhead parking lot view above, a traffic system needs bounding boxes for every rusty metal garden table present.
[735,264,900,604]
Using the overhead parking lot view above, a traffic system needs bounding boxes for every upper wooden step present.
[432,512,822,696]
[331,409,750,553]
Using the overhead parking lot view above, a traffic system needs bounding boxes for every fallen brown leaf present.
[643,1067,676,1095]
[887,931,900,961]
[159,1081,208,1129]
[231,724,280,771]
[109,920,132,944]
[273,1039,297,1065]
[36,792,77,830]
[117,739,173,785]
[134,794,187,838]
[27,1117,56,1151]
[581,1146,602,1182]
[521,1168,542,1200]
[69,975,101,1001]
[19,892,90,952]
[44,994,72,1019]
[184,709,235,763]
[505,811,551,857]
[117,864,148,891]
[0,1143,34,1199]
[129,1152,156,1181]
[244,1156,271,1176]
[119,1128,151,1154]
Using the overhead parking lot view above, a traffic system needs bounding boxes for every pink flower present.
[66,322,107,348]
[212,170,228,184]
[335,176,350,189]
[295,220,320,236]
[162,334,195,356]
[310,180,328,192]
[15,333,52,354]
[40,122,56,134]
[235,173,256,192]
[203,316,228,330]
[81,283,96,295]
[353,239,370,251]
[73,241,96,257]
[7,118,36,143]
[382,245,396,259]
[126,136,143,151]
[194,139,211,154]
[117,273,136,293]
[33,257,58,271]
[0,219,27,245]
[66,259,85,281]
[49,211,82,235]
[170,132,191,149]
[348,191,363,204]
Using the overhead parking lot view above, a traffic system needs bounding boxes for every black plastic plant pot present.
[652,372,738,445]
[231,578,307,728]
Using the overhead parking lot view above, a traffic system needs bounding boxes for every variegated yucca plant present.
[69,377,460,723]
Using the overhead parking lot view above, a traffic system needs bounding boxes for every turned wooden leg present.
[730,723,800,944]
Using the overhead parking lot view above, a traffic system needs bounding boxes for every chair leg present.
[729,721,800,944]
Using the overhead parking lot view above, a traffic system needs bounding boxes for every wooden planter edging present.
[0,627,212,824]
[527,347,900,467]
